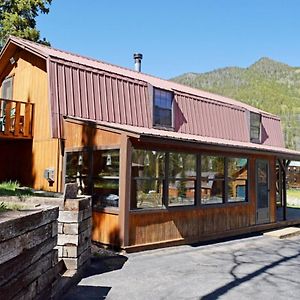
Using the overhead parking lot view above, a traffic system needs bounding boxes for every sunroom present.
[63,118,300,251]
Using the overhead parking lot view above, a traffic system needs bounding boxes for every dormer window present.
[153,88,173,128]
[250,112,261,143]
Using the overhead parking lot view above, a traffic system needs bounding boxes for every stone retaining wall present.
[0,195,92,299]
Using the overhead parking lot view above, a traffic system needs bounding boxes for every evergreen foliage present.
[171,57,300,150]
[0,0,52,48]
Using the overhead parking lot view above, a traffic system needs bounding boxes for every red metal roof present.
[69,118,299,159]
[1,36,285,149]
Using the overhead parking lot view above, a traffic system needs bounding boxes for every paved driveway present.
[63,234,300,300]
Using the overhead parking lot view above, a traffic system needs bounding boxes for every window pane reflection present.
[201,156,225,204]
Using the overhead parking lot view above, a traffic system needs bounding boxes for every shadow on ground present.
[83,254,128,278]
[62,252,128,300]
[62,285,111,300]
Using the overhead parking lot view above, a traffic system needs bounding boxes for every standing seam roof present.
[0,36,285,148]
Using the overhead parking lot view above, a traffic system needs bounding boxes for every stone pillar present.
[56,196,92,273]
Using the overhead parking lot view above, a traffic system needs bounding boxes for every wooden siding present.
[129,204,255,246]
[0,50,61,191]
[92,211,120,246]
[64,120,121,149]
[127,148,277,248]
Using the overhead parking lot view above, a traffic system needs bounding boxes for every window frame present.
[226,157,249,204]
[250,112,261,143]
[200,155,226,205]
[152,87,174,130]
[64,146,121,210]
[1,76,14,100]
[130,147,249,211]
[167,151,198,207]
[131,149,166,209]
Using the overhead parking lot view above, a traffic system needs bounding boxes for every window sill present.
[130,201,250,213]
[152,125,175,131]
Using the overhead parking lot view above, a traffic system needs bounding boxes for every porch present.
[0,98,34,139]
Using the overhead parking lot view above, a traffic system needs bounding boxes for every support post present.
[119,134,132,248]
[282,166,287,221]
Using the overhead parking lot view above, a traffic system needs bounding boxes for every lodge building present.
[0,36,299,251]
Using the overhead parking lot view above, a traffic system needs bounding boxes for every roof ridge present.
[7,36,279,119]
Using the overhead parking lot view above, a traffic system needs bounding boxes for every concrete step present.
[264,227,300,239]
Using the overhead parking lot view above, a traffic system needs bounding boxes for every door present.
[256,159,270,224]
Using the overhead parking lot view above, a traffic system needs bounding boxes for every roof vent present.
[133,53,143,72]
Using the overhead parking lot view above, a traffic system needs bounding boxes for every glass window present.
[250,112,261,142]
[92,150,120,208]
[1,77,13,100]
[168,152,196,206]
[65,149,120,209]
[201,156,225,204]
[65,151,90,195]
[228,158,248,202]
[153,88,173,127]
[0,77,14,131]
[131,149,165,209]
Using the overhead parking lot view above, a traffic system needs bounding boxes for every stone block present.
[64,196,91,212]
[62,245,78,258]
[63,258,78,270]
[64,223,79,235]
[58,222,63,234]
[63,183,78,200]
[57,233,79,246]
[58,211,80,223]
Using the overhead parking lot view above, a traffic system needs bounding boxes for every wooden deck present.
[0,99,34,139]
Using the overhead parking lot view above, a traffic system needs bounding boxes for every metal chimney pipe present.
[133,53,143,72]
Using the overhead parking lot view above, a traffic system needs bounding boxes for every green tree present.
[0,0,52,48]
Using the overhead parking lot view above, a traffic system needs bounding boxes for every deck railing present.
[0,98,34,138]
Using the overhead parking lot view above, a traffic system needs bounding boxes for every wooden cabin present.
[0,36,300,251]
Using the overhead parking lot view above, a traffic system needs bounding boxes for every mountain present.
[171,57,300,150]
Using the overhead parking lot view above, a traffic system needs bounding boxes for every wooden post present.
[4,101,11,134]
[119,133,132,248]
[24,103,31,137]
[14,102,21,136]
[282,165,287,221]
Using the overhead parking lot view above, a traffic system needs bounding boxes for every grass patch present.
[0,201,25,212]
[287,189,300,199]
[0,181,33,197]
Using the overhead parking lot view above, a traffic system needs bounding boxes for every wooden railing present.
[0,98,34,138]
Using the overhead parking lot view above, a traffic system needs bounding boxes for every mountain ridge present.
[171,57,300,150]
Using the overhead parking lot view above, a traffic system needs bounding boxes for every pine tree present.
[0,0,52,48]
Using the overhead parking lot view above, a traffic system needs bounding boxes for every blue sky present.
[37,0,300,79]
